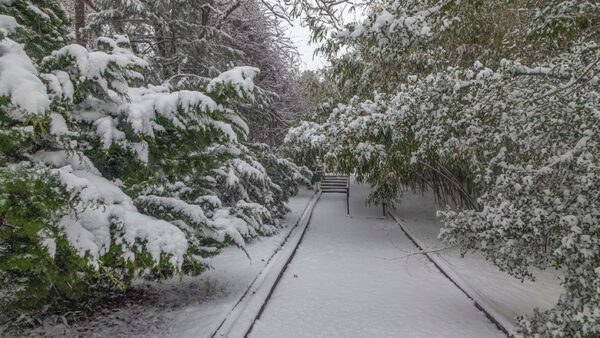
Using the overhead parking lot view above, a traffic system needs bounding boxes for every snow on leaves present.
[285,0,600,335]
[207,66,260,100]
[0,37,50,118]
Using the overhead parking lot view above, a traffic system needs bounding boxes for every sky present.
[287,19,328,71]
[285,8,365,71]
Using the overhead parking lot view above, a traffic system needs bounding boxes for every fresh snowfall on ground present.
[25,182,563,337]
[250,181,561,338]
[24,191,314,337]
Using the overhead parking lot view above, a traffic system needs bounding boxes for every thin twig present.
[375,243,460,261]
[538,57,600,99]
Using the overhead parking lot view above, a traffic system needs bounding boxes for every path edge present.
[211,191,322,338]
[387,210,518,338]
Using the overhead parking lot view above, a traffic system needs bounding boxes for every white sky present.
[287,19,328,71]
[285,8,365,71]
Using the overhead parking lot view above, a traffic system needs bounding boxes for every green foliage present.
[0,0,310,332]
[0,167,97,328]
[84,139,151,183]
[0,0,70,61]
[250,143,312,211]
[286,0,600,336]
[0,113,36,162]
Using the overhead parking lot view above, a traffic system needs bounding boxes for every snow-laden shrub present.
[288,50,600,336]
[250,142,313,212]
[86,0,303,147]
[285,0,600,335]
[0,0,69,61]
[1,0,309,329]
[0,166,96,326]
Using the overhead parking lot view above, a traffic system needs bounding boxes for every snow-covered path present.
[249,183,505,337]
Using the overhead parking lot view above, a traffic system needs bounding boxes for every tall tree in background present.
[85,0,243,81]
[225,0,302,145]
[85,0,303,146]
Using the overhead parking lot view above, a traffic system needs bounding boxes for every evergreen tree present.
[1,0,310,330]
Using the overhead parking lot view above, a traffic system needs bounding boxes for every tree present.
[85,0,243,81]
[283,0,600,335]
[1,0,310,330]
[85,0,305,147]
[220,0,303,145]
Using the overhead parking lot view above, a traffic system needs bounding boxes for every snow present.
[232,158,266,180]
[52,43,148,84]
[222,113,249,137]
[94,116,125,148]
[131,141,149,163]
[224,168,240,187]
[66,74,236,152]
[0,38,50,118]
[40,70,75,101]
[214,191,321,337]
[42,238,56,258]
[125,86,222,137]
[17,179,566,337]
[23,189,315,337]
[195,195,223,208]
[54,166,189,269]
[211,208,251,247]
[38,230,57,258]
[136,195,209,226]
[207,66,260,99]
[0,14,19,33]
[250,182,504,337]
[32,150,100,174]
[334,3,433,48]
[27,4,50,20]
[31,150,189,269]
[207,119,238,142]
[390,190,564,334]
[48,40,148,106]
[49,113,78,136]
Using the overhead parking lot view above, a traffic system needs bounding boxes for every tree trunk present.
[75,0,86,46]
[201,0,212,26]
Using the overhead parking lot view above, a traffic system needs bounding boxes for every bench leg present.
[346,191,350,215]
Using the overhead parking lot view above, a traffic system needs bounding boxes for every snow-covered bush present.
[0,166,97,326]
[1,0,309,329]
[285,0,600,335]
[250,142,312,209]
